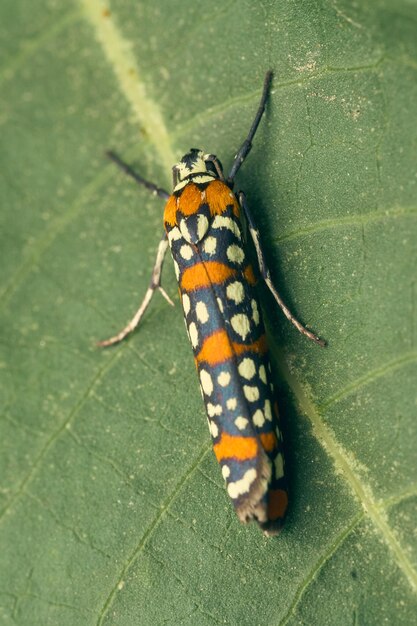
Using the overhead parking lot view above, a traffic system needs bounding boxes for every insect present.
[99,71,325,535]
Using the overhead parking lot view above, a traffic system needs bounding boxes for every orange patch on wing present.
[205,180,240,217]
[243,264,257,285]
[163,195,177,227]
[213,433,259,462]
[181,261,236,291]
[260,432,278,452]
[197,332,269,366]
[197,329,233,365]
[267,489,288,521]
[177,183,202,216]
[232,334,269,357]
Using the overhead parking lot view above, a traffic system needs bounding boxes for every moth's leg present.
[238,191,325,347]
[106,150,170,200]
[227,71,273,185]
[98,234,173,347]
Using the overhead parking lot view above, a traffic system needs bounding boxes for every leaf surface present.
[1,1,416,624]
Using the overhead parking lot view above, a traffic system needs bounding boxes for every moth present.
[100,71,324,534]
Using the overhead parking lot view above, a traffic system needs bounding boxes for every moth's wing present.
[166,184,287,531]
[193,204,288,531]
[197,202,288,533]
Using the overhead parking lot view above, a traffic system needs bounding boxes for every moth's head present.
[172,148,223,191]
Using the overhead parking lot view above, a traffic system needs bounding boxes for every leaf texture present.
[0,1,416,624]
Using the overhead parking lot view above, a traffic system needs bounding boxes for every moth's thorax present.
[163,179,240,244]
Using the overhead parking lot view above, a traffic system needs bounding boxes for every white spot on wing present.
[226,397,237,410]
[222,465,230,479]
[189,322,199,348]
[197,214,209,240]
[226,281,245,304]
[251,299,260,325]
[217,371,231,387]
[217,297,224,313]
[196,301,209,323]
[212,215,242,239]
[243,385,260,402]
[179,220,191,242]
[227,244,245,265]
[231,314,251,339]
[259,365,267,384]
[264,399,273,421]
[227,468,257,499]
[253,409,265,427]
[173,261,180,280]
[209,420,219,438]
[207,403,222,417]
[168,227,182,243]
[238,358,256,380]
[180,244,193,260]
[203,236,217,255]
[182,293,190,316]
[235,416,248,430]
[200,369,213,396]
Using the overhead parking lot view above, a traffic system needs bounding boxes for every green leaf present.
[1,0,416,624]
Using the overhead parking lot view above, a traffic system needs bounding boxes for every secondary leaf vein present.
[96,442,211,625]
[276,206,417,244]
[0,349,123,522]
[320,351,417,410]
[279,512,364,625]
[274,341,417,591]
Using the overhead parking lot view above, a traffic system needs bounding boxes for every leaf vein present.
[380,485,417,510]
[320,351,417,410]
[279,512,364,625]
[80,0,175,175]
[0,163,118,309]
[275,206,417,244]
[273,340,417,591]
[96,442,211,626]
[0,349,123,522]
